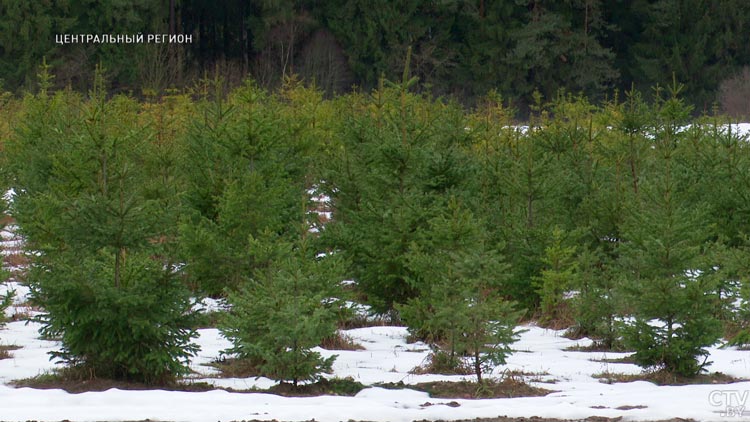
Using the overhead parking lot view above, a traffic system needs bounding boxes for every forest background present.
[3,0,750,117]
[2,0,750,386]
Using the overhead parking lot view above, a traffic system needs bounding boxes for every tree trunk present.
[169,0,176,35]
[474,349,482,384]
[114,248,124,288]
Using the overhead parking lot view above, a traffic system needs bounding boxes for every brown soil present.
[379,378,553,400]
[410,353,474,376]
[594,370,743,385]
[564,342,631,353]
[9,371,695,422]
[12,376,215,394]
[229,418,695,422]
[589,355,637,364]
[0,215,14,226]
[3,251,29,269]
[320,331,365,350]
[0,344,20,359]
[203,356,263,378]
[266,377,365,396]
[412,418,694,422]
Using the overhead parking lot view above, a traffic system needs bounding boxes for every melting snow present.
[1,319,749,421]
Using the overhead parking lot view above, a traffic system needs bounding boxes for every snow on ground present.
[0,280,33,320]
[2,315,750,421]
[191,297,229,314]
[4,189,750,421]
[1,270,749,421]
[691,123,750,138]
[497,123,750,142]
[0,320,59,385]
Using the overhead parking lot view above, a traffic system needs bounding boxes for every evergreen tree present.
[0,290,10,327]
[508,0,618,106]
[32,251,198,383]
[629,0,750,109]
[533,226,578,326]
[317,0,460,91]
[549,95,626,342]
[221,228,345,387]
[570,247,622,349]
[676,116,750,246]
[477,98,558,310]
[0,198,13,328]
[452,2,521,100]
[7,65,197,383]
[713,237,750,347]
[322,69,474,313]
[180,78,308,296]
[399,200,522,384]
[619,83,722,376]
[0,1,74,91]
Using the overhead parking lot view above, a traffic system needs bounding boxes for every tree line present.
[2,65,750,386]
[3,1,750,116]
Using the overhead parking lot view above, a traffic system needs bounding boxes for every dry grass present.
[12,367,214,393]
[233,417,688,422]
[589,355,637,364]
[267,377,365,396]
[533,301,576,330]
[377,370,553,400]
[337,312,395,330]
[410,351,473,376]
[204,357,263,379]
[0,215,14,226]
[503,369,557,384]
[13,364,365,396]
[3,252,28,269]
[593,369,742,385]
[6,304,36,322]
[564,341,630,353]
[410,417,668,422]
[320,332,365,351]
[0,344,20,360]
[411,377,552,399]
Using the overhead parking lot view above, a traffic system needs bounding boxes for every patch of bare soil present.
[589,355,637,364]
[13,363,366,397]
[12,374,214,393]
[564,342,631,353]
[594,370,743,385]
[379,377,553,400]
[265,377,365,396]
[413,418,694,422]
[18,418,698,422]
[204,356,263,378]
[410,352,474,376]
[0,344,20,359]
[320,331,365,350]
[229,418,695,422]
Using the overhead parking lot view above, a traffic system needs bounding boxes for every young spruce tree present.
[533,226,578,327]
[400,199,522,384]
[0,197,14,332]
[619,83,722,376]
[7,65,197,383]
[322,68,472,313]
[221,223,345,388]
[180,78,308,296]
